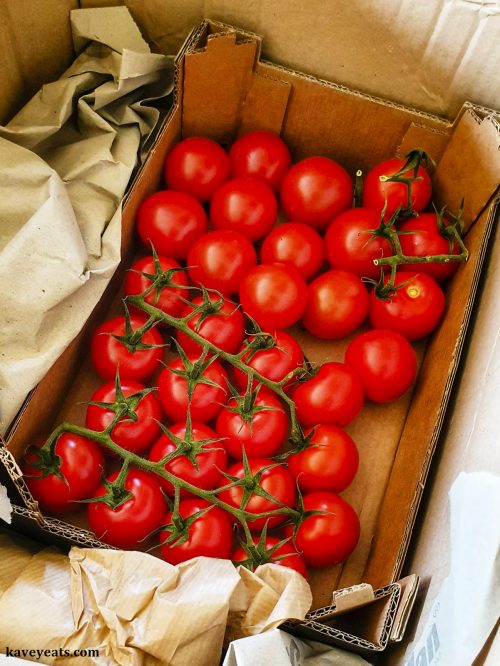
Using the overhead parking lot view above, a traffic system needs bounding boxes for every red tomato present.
[87,468,166,549]
[229,130,292,191]
[215,388,288,459]
[157,356,228,423]
[164,137,231,202]
[287,425,359,494]
[160,499,234,565]
[239,263,308,330]
[176,294,245,356]
[260,222,326,281]
[187,230,257,296]
[148,422,227,496]
[136,190,207,260]
[369,272,446,341]
[325,207,393,279]
[85,380,162,455]
[23,433,104,514]
[218,459,296,531]
[123,255,189,319]
[302,270,369,339]
[345,329,417,402]
[232,535,307,578]
[90,315,164,382]
[210,177,278,242]
[398,213,460,281]
[280,156,353,230]
[293,362,365,428]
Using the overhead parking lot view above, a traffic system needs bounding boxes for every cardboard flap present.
[397,123,452,170]
[331,583,375,614]
[239,72,291,136]
[389,574,420,644]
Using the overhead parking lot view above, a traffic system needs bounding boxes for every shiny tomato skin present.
[302,269,369,339]
[148,422,228,497]
[136,190,208,260]
[345,329,417,403]
[369,272,446,341]
[160,499,234,565]
[85,380,162,455]
[280,156,353,230]
[287,425,359,494]
[164,137,231,202]
[187,230,257,296]
[23,434,105,514]
[210,177,278,242]
[232,535,308,578]
[325,207,392,279]
[229,131,292,191]
[87,469,167,550]
[260,222,326,281]
[239,263,308,330]
[293,362,365,428]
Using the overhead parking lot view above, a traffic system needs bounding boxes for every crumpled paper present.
[0,6,174,435]
[0,483,12,524]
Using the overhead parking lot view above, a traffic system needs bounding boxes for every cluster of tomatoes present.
[23,130,464,580]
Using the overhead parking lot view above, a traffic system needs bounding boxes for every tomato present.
[210,177,278,242]
[148,422,227,496]
[398,213,460,281]
[164,136,231,201]
[160,499,234,565]
[123,255,189,319]
[187,230,257,296]
[325,207,393,279]
[293,362,365,428]
[23,433,104,514]
[136,190,208,260]
[85,380,162,455]
[302,269,369,339]
[90,315,164,382]
[157,355,228,423]
[260,222,326,281]
[232,330,304,392]
[176,294,245,356]
[215,388,288,459]
[87,468,167,549]
[287,425,359,494]
[232,535,307,578]
[280,156,353,230]
[369,272,446,341]
[345,329,417,403]
[218,459,296,531]
[291,491,360,567]
[229,131,292,191]
[239,263,308,330]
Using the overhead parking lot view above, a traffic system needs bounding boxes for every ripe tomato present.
[302,269,369,339]
[229,130,292,191]
[123,255,189,319]
[164,136,231,201]
[176,294,245,356]
[280,156,353,230]
[232,535,307,578]
[325,207,393,279]
[369,272,446,341]
[293,362,365,428]
[148,422,228,496]
[136,190,207,260]
[85,380,162,455]
[239,263,308,330]
[287,425,359,494]
[160,499,234,565]
[187,230,257,296]
[23,433,104,514]
[87,468,166,549]
[215,388,288,459]
[345,329,417,403]
[90,315,164,382]
[157,356,228,423]
[260,222,326,281]
[218,459,296,531]
[210,177,278,242]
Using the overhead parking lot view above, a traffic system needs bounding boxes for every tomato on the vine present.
[260,222,326,281]
[229,130,291,191]
[232,535,308,579]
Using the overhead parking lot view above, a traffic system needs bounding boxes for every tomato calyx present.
[232,523,293,570]
[106,308,166,354]
[23,445,65,484]
[156,413,225,470]
[378,149,434,215]
[129,246,191,306]
[86,372,157,428]
[224,381,281,434]
[160,490,216,548]
[169,342,225,401]
[82,461,133,510]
